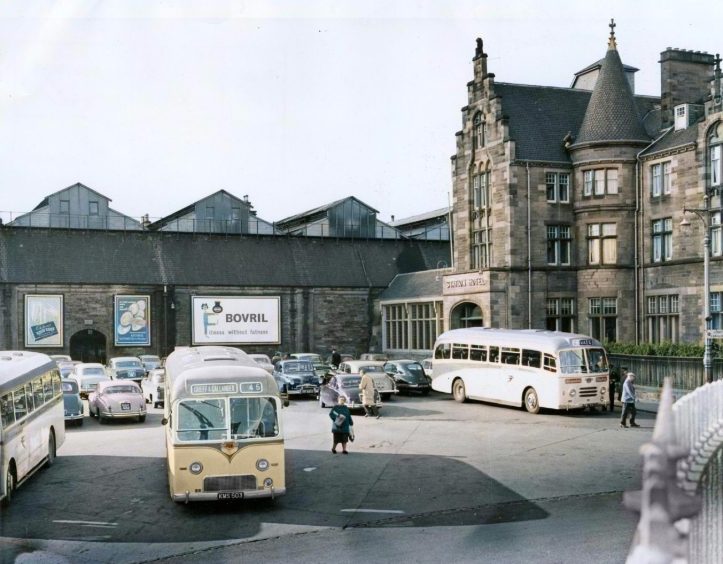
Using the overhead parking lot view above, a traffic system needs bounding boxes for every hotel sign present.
[443,272,489,296]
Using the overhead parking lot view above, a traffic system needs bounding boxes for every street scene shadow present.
[0,449,548,543]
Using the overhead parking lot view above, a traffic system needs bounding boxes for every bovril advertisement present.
[191,296,280,345]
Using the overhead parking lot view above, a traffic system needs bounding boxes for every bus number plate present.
[218,492,244,500]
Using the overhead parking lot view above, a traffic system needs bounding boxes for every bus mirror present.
[161,417,168,425]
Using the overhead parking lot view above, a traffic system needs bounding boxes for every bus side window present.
[52,371,62,395]
[522,350,541,368]
[1,393,15,427]
[43,373,54,402]
[470,345,487,362]
[543,354,557,372]
[489,346,500,363]
[434,343,451,360]
[452,344,469,360]
[501,348,520,365]
[33,378,45,409]
[14,388,28,420]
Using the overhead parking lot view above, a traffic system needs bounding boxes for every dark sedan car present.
[383,360,431,395]
[319,373,381,411]
[273,359,320,397]
[62,379,84,426]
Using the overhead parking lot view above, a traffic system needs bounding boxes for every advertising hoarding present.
[191,296,280,345]
[114,295,151,346]
[25,294,64,347]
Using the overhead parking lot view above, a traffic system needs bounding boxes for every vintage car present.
[107,356,147,384]
[291,353,331,379]
[319,373,382,411]
[384,360,432,395]
[248,353,275,374]
[359,353,389,362]
[88,380,146,423]
[57,360,80,379]
[337,360,398,399]
[62,378,84,426]
[140,368,165,408]
[422,358,434,378]
[69,363,108,399]
[273,359,320,396]
[50,354,72,362]
[138,354,162,371]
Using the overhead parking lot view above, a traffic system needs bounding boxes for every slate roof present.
[380,270,446,302]
[0,228,449,288]
[390,207,450,227]
[640,125,699,156]
[573,46,651,145]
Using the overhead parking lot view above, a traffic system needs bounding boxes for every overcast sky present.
[2,0,722,224]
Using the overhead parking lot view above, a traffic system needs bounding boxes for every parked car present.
[291,353,331,379]
[359,353,389,362]
[69,363,108,399]
[337,360,398,399]
[319,373,381,411]
[50,354,72,362]
[138,354,162,372]
[61,378,84,426]
[273,359,320,396]
[422,358,434,378]
[384,360,431,395]
[57,360,80,379]
[88,380,146,423]
[140,368,165,408]
[248,353,274,374]
[107,356,147,383]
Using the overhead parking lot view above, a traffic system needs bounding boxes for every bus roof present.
[434,328,604,353]
[0,351,56,394]
[165,346,279,401]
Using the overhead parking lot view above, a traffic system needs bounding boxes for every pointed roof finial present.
[608,18,617,50]
[475,37,485,58]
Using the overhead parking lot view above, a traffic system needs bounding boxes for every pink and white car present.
[88,380,146,423]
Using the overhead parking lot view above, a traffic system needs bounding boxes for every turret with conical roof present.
[572,20,650,146]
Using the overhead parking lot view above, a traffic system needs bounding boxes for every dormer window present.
[473,113,485,149]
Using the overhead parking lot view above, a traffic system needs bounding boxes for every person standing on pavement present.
[620,371,639,428]
[608,366,621,412]
[329,396,353,454]
[331,348,342,368]
[359,368,380,418]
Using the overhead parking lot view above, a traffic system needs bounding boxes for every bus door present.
[9,388,31,479]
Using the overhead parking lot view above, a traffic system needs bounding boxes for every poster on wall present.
[114,295,151,346]
[191,296,280,345]
[25,294,64,347]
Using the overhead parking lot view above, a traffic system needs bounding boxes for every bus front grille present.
[578,386,598,397]
[204,475,257,492]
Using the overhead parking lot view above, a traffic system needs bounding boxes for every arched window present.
[451,302,483,329]
[709,122,722,189]
[473,113,485,150]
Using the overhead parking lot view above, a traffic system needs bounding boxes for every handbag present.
[334,413,346,427]
[349,426,355,442]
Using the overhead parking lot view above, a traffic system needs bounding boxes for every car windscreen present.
[284,361,313,372]
[116,361,142,368]
[230,397,278,439]
[62,381,79,393]
[340,377,361,388]
[405,363,425,376]
[559,349,586,374]
[105,385,139,394]
[361,365,384,373]
[140,356,160,362]
[81,367,105,375]
[177,398,227,441]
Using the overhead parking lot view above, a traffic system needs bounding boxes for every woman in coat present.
[329,396,354,454]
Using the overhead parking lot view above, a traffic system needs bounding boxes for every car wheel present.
[77,418,84,427]
[421,389,430,396]
[524,387,540,414]
[2,466,15,507]
[452,379,467,403]
[45,432,56,468]
[98,412,106,424]
[138,414,146,423]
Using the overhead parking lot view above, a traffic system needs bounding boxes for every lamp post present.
[681,196,713,384]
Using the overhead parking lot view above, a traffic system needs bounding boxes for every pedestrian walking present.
[329,396,353,454]
[608,366,621,412]
[331,348,341,368]
[620,371,640,428]
[359,368,380,418]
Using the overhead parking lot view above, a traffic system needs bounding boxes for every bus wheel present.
[2,466,15,507]
[452,379,467,403]
[524,388,540,414]
[45,432,57,468]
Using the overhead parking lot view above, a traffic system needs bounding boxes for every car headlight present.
[256,458,269,471]
[263,478,274,487]
[189,462,203,474]
[569,390,577,398]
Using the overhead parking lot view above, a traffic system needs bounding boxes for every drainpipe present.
[447,191,454,270]
[527,162,532,328]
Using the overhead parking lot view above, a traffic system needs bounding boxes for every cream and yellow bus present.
[162,346,285,503]
[431,328,609,413]
[1,351,65,506]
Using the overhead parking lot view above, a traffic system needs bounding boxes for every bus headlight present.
[264,478,274,487]
[189,462,203,475]
[569,390,577,398]
[256,458,269,471]
[601,387,607,395]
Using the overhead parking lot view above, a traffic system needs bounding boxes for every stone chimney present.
[660,48,714,129]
